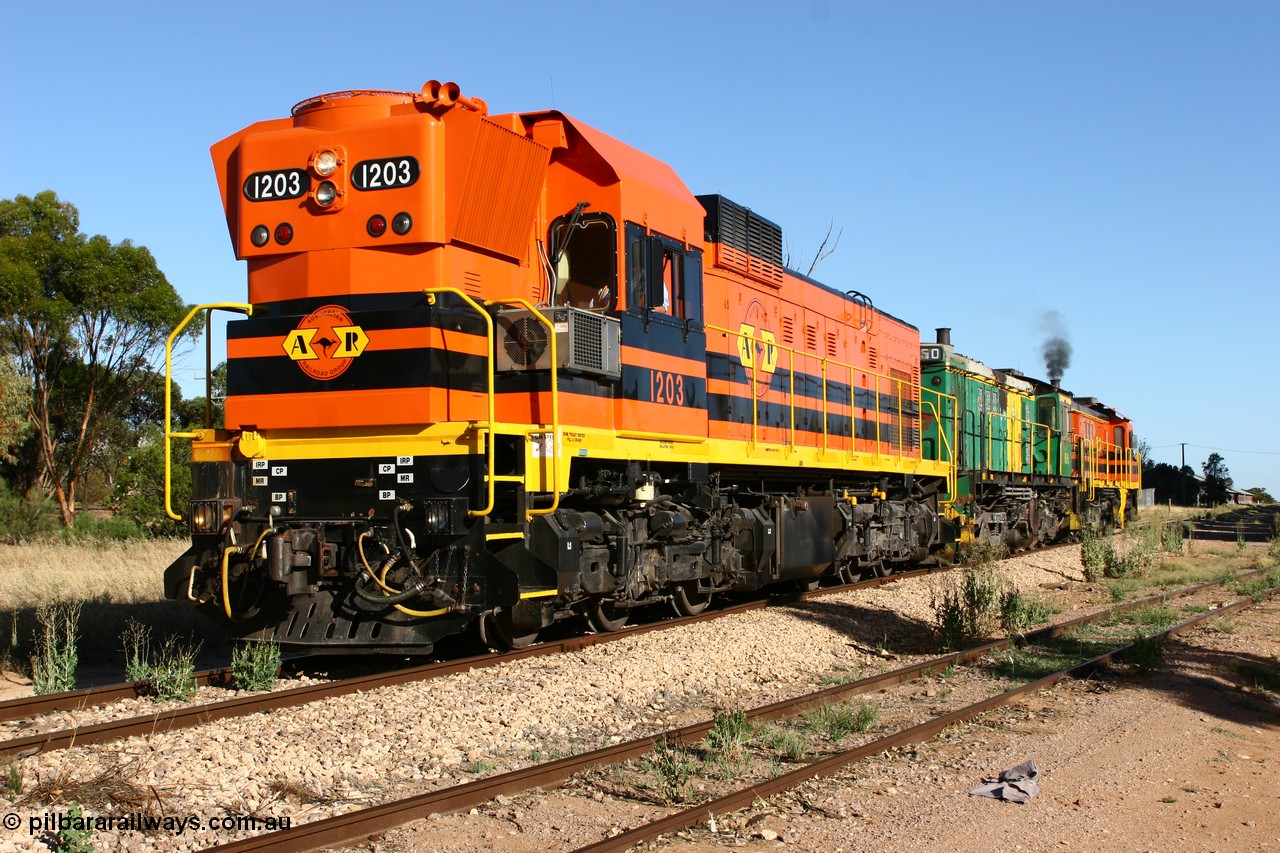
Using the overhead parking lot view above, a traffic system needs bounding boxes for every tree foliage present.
[0,353,28,463]
[1201,453,1231,507]
[1144,462,1200,506]
[0,191,192,526]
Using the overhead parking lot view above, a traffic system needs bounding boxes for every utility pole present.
[1181,442,1187,506]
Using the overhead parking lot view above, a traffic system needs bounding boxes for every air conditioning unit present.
[495,306,621,377]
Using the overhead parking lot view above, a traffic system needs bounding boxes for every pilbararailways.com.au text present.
[17,811,292,836]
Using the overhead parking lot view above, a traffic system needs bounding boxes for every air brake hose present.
[354,569,427,605]
[220,525,273,622]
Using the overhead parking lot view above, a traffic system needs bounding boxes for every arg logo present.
[737,299,778,398]
[282,304,369,381]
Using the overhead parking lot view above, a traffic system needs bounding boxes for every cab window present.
[549,212,616,310]
[625,222,702,322]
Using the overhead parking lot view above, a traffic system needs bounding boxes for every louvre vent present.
[568,310,605,372]
[781,316,794,344]
[697,195,784,267]
[805,324,818,352]
[826,332,839,359]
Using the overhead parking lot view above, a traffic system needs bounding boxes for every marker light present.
[392,212,413,235]
[313,149,339,176]
[315,181,338,207]
[274,223,294,245]
[367,214,387,237]
[250,225,270,247]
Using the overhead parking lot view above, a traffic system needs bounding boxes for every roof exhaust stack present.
[936,327,951,346]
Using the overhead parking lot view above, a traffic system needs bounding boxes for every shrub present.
[231,639,281,692]
[999,586,1056,635]
[1080,529,1110,581]
[933,566,1002,650]
[122,619,152,683]
[0,487,58,543]
[648,737,696,804]
[30,601,80,694]
[147,636,200,701]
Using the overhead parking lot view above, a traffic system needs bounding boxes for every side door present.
[614,223,708,438]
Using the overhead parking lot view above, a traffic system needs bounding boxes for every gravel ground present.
[0,541,1273,852]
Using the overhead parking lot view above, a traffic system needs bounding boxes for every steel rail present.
[0,535,1071,729]
[0,657,318,725]
[0,548,1226,760]
[193,569,1269,853]
[574,585,1280,853]
[0,561,961,757]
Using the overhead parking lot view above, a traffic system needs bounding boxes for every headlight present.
[189,499,241,535]
[313,149,339,176]
[315,181,338,207]
[250,225,270,247]
[422,500,450,533]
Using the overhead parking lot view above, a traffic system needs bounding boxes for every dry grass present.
[0,539,187,611]
[0,539,227,671]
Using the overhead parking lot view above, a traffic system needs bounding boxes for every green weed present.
[800,701,877,742]
[54,802,94,853]
[933,567,1002,650]
[4,762,22,798]
[231,639,281,692]
[30,601,80,694]
[648,737,696,804]
[999,586,1057,635]
[1126,633,1166,675]
[1227,661,1280,694]
[147,636,200,701]
[122,619,151,683]
[1130,605,1180,632]
[754,723,809,762]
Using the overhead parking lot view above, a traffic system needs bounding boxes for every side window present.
[1037,398,1057,430]
[549,212,616,310]
[624,223,702,322]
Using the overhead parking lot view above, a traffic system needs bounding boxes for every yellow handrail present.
[706,321,932,462]
[423,289,560,522]
[164,302,252,521]
[423,288,496,517]
[919,398,956,502]
[485,297,560,519]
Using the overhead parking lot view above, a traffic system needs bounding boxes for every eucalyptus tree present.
[0,191,191,525]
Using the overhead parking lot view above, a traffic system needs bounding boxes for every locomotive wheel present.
[862,561,893,579]
[671,583,711,617]
[586,599,629,633]
[837,561,860,585]
[477,608,538,651]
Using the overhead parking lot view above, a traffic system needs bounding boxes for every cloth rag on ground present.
[968,759,1039,803]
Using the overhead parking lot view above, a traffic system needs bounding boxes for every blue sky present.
[2,1,1277,498]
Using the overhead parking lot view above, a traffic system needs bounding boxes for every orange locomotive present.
[163,81,975,652]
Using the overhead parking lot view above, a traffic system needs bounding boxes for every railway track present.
[194,570,1278,853]
[1187,504,1280,543]
[0,563,957,759]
